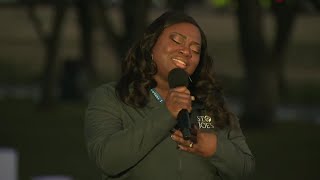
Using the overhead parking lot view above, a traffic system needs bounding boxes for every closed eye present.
[192,50,200,54]
[191,45,200,54]
[170,34,185,45]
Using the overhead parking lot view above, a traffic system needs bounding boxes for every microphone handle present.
[177,109,191,140]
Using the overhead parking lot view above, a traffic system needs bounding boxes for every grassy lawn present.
[1,99,320,180]
[246,122,320,180]
[1,100,100,180]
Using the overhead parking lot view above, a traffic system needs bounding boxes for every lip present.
[172,57,188,69]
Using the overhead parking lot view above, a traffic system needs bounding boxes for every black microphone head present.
[168,68,189,88]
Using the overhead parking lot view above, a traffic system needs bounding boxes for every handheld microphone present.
[168,68,192,140]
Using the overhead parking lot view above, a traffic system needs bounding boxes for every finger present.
[169,96,192,112]
[170,128,176,134]
[171,133,191,147]
[172,129,197,143]
[172,130,183,138]
[167,93,191,106]
[177,142,195,153]
[167,89,192,104]
[172,86,190,94]
[176,101,192,112]
[170,131,182,144]
[169,91,191,100]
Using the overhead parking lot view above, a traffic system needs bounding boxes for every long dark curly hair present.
[116,11,236,129]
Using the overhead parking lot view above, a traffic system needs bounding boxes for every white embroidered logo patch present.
[197,115,214,129]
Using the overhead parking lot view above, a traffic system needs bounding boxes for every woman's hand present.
[165,86,194,119]
[170,128,217,157]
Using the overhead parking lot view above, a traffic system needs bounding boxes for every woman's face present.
[152,22,201,84]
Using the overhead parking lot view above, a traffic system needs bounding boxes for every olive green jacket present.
[85,82,255,180]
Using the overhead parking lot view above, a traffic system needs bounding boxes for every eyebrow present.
[172,32,201,46]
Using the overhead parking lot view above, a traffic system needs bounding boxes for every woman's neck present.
[154,78,169,100]
[155,86,168,100]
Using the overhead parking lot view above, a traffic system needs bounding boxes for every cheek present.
[160,42,177,53]
[188,56,200,73]
[192,56,200,67]
[153,46,175,62]
[153,44,166,59]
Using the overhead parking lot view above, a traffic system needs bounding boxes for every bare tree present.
[75,0,95,78]
[26,0,152,106]
[236,0,298,128]
[94,0,151,60]
[271,0,298,96]
[27,0,67,106]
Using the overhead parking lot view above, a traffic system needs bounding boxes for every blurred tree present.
[236,0,298,128]
[27,0,96,106]
[271,0,298,97]
[121,0,151,55]
[95,0,151,60]
[75,0,95,78]
[26,0,67,106]
[167,0,189,11]
[26,0,151,106]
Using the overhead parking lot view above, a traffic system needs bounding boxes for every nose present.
[179,46,192,58]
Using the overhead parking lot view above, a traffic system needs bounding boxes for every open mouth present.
[172,58,187,68]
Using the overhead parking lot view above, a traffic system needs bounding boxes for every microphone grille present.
[168,68,189,88]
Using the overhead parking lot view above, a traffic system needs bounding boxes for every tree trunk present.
[94,0,150,61]
[94,0,121,56]
[120,0,150,58]
[75,0,95,78]
[237,0,278,128]
[41,2,67,106]
[271,0,298,97]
